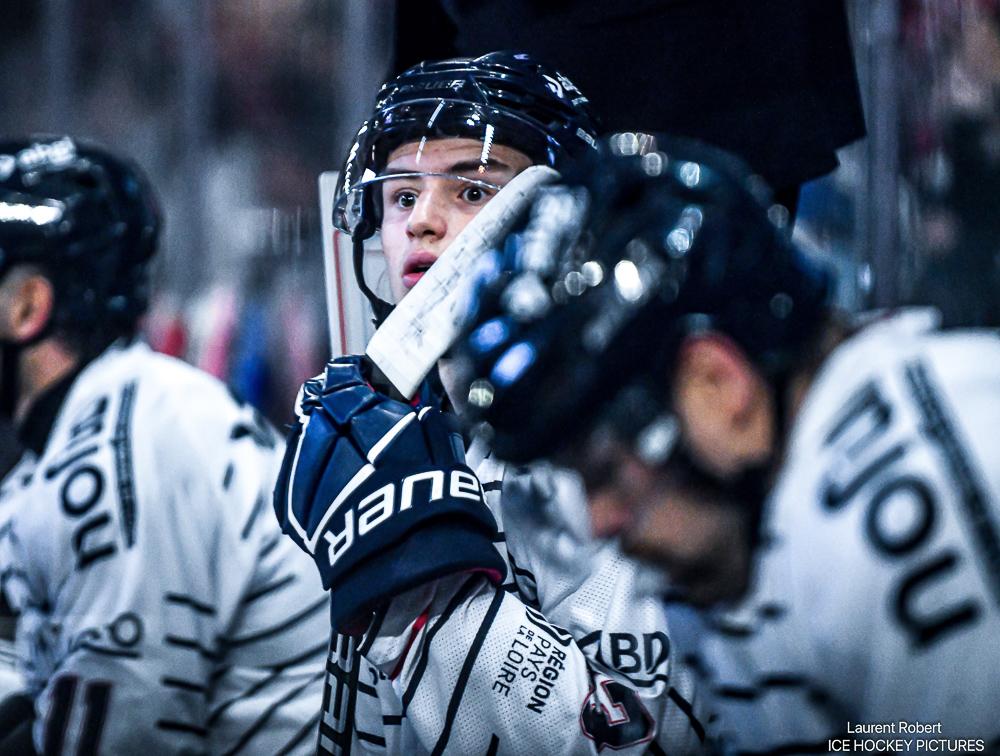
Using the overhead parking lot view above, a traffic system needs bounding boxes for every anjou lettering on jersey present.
[820,377,984,648]
[44,395,118,571]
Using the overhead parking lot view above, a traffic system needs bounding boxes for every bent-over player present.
[456,134,1000,752]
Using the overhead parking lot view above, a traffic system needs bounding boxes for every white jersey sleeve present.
[0,342,327,755]
[316,447,707,755]
[694,311,1000,754]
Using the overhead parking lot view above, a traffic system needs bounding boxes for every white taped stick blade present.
[366,165,560,398]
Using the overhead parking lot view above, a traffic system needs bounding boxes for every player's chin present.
[621,538,751,608]
[401,271,424,290]
[388,279,410,303]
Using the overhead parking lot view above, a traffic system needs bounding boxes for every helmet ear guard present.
[351,233,393,325]
[454,133,833,465]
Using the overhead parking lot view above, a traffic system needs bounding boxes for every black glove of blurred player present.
[273,356,506,634]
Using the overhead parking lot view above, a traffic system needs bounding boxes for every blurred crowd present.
[902,0,1000,325]
[0,0,340,426]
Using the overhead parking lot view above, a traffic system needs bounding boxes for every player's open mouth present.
[402,251,438,288]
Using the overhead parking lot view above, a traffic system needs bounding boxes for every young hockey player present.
[274,55,708,755]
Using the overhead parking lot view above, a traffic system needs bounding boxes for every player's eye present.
[392,189,417,209]
[459,185,492,204]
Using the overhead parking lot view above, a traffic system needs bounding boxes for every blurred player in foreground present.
[456,133,1000,752]
[274,54,708,754]
[0,137,327,754]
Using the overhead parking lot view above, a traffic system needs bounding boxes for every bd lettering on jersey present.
[574,623,672,685]
[324,468,484,568]
[42,394,119,570]
[819,376,986,648]
[585,631,670,680]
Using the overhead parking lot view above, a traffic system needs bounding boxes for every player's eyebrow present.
[446,158,515,175]
[380,157,515,177]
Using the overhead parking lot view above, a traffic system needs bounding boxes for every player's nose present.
[406,185,448,240]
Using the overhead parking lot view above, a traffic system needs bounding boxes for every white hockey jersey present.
[689,311,1000,754]
[316,440,708,755]
[0,341,329,754]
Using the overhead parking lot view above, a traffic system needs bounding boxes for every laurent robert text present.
[847,722,944,735]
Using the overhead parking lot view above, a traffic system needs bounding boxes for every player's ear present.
[674,333,756,425]
[671,333,773,475]
[3,269,55,343]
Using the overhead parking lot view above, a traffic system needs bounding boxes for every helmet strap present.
[352,234,394,326]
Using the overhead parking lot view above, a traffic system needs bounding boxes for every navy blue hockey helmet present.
[454,133,832,464]
[0,136,161,334]
[332,51,599,321]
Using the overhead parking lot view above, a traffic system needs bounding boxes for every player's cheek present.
[380,200,408,230]
[379,219,406,264]
[588,488,636,538]
[621,489,714,573]
[433,206,474,246]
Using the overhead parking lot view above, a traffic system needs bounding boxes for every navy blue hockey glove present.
[273,356,506,633]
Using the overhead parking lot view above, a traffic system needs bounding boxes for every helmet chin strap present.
[352,234,394,326]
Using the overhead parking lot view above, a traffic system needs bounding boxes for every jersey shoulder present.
[11,343,280,576]
[90,342,279,472]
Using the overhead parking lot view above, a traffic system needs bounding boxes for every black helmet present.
[454,133,831,464]
[332,51,598,322]
[0,136,161,337]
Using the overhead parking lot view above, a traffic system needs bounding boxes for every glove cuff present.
[330,518,506,635]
